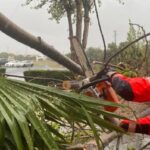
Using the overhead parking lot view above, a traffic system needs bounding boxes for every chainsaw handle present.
[96,81,120,112]
[78,76,109,92]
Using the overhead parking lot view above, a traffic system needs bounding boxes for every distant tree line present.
[0,52,36,61]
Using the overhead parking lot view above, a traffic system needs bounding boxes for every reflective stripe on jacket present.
[121,117,150,135]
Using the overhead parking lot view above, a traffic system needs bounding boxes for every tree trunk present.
[75,0,83,43]
[0,12,83,75]
[63,0,79,63]
[82,1,90,50]
[66,10,79,63]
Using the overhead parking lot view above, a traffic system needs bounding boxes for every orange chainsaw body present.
[85,81,120,112]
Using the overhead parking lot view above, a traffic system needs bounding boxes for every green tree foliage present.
[24,0,95,62]
[106,42,118,63]
[117,22,150,75]
[105,22,150,76]
[0,52,9,59]
[86,47,103,63]
[126,22,143,68]
[24,0,122,62]
[25,0,74,23]
[116,63,137,77]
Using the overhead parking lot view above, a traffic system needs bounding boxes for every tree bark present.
[0,12,83,75]
[75,0,83,43]
[63,0,79,63]
[82,1,90,50]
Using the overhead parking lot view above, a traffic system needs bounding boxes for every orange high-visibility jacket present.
[112,73,150,102]
[111,73,150,135]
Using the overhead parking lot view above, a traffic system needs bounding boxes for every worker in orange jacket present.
[109,72,150,135]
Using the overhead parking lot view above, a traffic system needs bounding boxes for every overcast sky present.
[0,0,150,55]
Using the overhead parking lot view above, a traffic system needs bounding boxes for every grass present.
[33,59,64,69]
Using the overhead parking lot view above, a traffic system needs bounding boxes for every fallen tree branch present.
[93,61,124,70]
[67,144,84,150]
[139,141,150,150]
[93,0,107,61]
[0,12,83,75]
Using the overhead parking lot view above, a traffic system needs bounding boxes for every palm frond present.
[0,77,127,150]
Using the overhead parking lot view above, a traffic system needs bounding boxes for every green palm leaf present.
[0,77,127,150]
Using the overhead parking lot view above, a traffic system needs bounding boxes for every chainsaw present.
[63,37,120,112]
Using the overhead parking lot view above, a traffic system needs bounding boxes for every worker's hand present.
[119,120,136,133]
[106,71,116,78]
[104,66,117,78]
[82,77,90,85]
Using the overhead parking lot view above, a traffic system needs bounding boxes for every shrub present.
[24,70,75,85]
